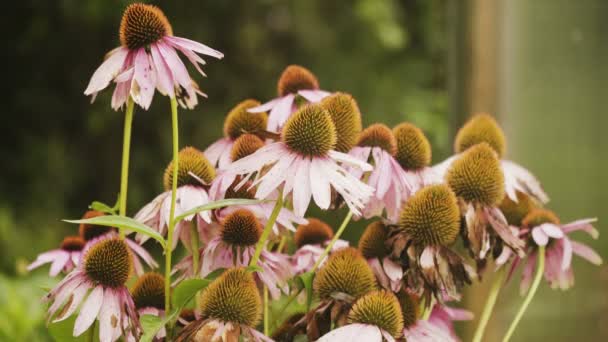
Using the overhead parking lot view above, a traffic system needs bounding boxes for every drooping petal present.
[570,241,603,265]
[164,36,224,59]
[131,48,157,110]
[292,159,312,217]
[309,158,332,210]
[532,227,549,246]
[49,251,71,277]
[297,89,331,103]
[74,286,104,336]
[149,43,175,97]
[329,150,373,171]
[539,223,564,239]
[561,218,599,238]
[267,94,295,132]
[53,281,89,323]
[84,47,129,95]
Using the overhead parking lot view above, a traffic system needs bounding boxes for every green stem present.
[250,195,283,267]
[164,97,179,325]
[118,97,135,239]
[312,210,353,271]
[263,285,270,336]
[472,267,506,342]
[502,246,545,342]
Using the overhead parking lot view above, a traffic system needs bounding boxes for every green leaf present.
[139,314,165,342]
[89,194,120,215]
[297,271,315,310]
[172,199,267,225]
[48,316,87,342]
[63,216,166,248]
[172,278,212,309]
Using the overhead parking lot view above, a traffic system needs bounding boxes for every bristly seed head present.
[522,208,560,228]
[131,272,165,310]
[198,268,262,327]
[500,191,537,227]
[294,218,334,248]
[223,99,268,140]
[60,236,85,251]
[163,146,216,190]
[455,113,507,158]
[396,290,421,327]
[358,221,389,259]
[84,238,132,288]
[398,184,460,247]
[357,124,397,156]
[277,65,320,97]
[320,92,363,152]
[282,104,337,157]
[446,142,505,206]
[79,210,117,241]
[347,290,404,338]
[313,247,377,300]
[230,134,265,162]
[221,209,262,246]
[119,3,172,50]
[393,123,432,170]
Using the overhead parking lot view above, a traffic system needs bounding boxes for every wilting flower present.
[388,184,473,302]
[176,268,271,342]
[79,210,158,275]
[291,218,349,274]
[249,65,331,132]
[358,221,403,292]
[84,3,223,110]
[397,290,472,342]
[295,248,377,340]
[393,122,440,190]
[498,209,602,293]
[446,143,525,268]
[197,209,292,299]
[434,113,549,204]
[226,103,374,217]
[44,236,140,342]
[348,124,412,222]
[317,290,404,342]
[204,100,268,169]
[28,236,85,276]
[135,147,216,250]
[129,273,166,341]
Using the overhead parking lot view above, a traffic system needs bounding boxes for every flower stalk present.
[312,210,353,271]
[118,97,135,239]
[472,267,506,342]
[250,193,283,267]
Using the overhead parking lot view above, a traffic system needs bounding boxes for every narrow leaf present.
[172,278,212,309]
[63,216,166,248]
[172,199,267,225]
[298,271,315,310]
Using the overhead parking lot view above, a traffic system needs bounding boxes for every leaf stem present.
[472,267,506,342]
[165,97,179,321]
[118,97,135,239]
[263,285,270,336]
[502,246,545,342]
[250,195,283,267]
[312,210,353,271]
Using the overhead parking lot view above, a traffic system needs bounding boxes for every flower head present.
[291,218,348,274]
[131,272,165,311]
[320,92,363,152]
[28,236,85,276]
[455,113,506,157]
[84,3,223,110]
[358,222,403,292]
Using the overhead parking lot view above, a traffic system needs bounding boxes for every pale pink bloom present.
[84,24,223,110]
[226,142,374,217]
[249,90,330,133]
[317,323,396,342]
[204,137,235,170]
[292,239,349,274]
[198,237,293,299]
[499,218,602,293]
[43,236,140,342]
[134,185,212,250]
[367,257,403,292]
[404,305,473,342]
[181,319,273,342]
[433,155,549,204]
[27,236,84,276]
[348,146,413,222]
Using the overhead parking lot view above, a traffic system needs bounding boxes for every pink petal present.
[292,159,312,217]
[156,40,192,95]
[532,227,549,246]
[131,49,156,110]
[254,153,296,199]
[267,94,295,132]
[297,89,331,103]
[164,36,224,59]
[27,250,62,272]
[53,281,89,323]
[99,288,121,342]
[329,150,373,171]
[309,158,332,210]
[561,238,573,271]
[571,241,603,265]
[247,97,282,113]
[74,286,104,336]
[149,43,175,97]
[561,218,599,238]
[49,252,71,277]
[84,47,129,95]
[111,78,131,111]
[539,223,564,239]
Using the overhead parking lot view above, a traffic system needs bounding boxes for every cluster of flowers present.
[28,3,602,342]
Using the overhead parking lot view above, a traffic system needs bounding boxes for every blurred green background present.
[2,0,605,341]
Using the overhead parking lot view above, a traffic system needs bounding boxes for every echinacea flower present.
[226,103,374,217]
[317,290,404,342]
[393,122,440,190]
[358,221,403,292]
[296,248,377,340]
[28,236,85,276]
[176,268,272,342]
[498,209,602,293]
[79,210,158,275]
[291,218,349,274]
[84,3,223,110]
[446,143,525,267]
[204,100,268,169]
[44,235,140,342]
[129,273,166,341]
[388,184,473,302]
[199,209,293,299]
[434,113,549,204]
[249,65,331,132]
[319,92,363,153]
[348,124,413,222]
[397,290,472,342]
[135,146,216,250]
